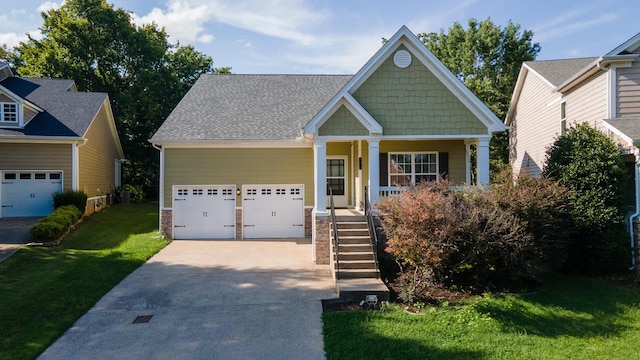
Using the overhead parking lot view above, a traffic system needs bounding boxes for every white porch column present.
[476,138,490,187]
[464,140,472,185]
[314,139,328,214]
[368,138,380,204]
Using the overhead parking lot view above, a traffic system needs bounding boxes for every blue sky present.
[2,0,639,74]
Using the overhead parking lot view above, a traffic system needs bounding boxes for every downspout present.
[152,143,164,235]
[629,155,639,270]
[72,139,88,191]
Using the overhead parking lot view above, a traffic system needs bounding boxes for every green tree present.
[543,122,629,274]
[418,18,540,171]
[10,0,228,195]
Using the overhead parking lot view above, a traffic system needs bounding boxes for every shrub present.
[543,122,629,274]
[115,184,144,203]
[378,181,538,304]
[30,205,82,241]
[53,190,88,214]
[491,168,575,270]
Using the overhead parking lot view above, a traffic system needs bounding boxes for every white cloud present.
[534,7,619,43]
[197,34,214,43]
[0,33,26,48]
[37,1,63,13]
[132,1,211,44]
[131,0,331,46]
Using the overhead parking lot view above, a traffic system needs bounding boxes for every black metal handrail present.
[364,186,380,278]
[329,187,340,280]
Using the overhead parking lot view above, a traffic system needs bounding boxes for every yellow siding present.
[617,47,640,117]
[353,45,488,136]
[0,94,11,102]
[78,100,122,197]
[164,147,314,208]
[564,70,608,130]
[380,140,466,184]
[0,143,73,189]
[510,71,560,177]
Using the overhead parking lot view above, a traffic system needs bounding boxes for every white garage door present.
[243,184,304,238]
[1,171,63,217]
[172,185,236,239]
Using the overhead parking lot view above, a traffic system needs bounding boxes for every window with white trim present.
[1,102,17,122]
[389,152,438,186]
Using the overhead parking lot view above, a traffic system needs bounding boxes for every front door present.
[326,157,347,208]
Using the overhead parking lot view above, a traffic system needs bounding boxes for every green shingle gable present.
[318,104,369,136]
[352,45,488,136]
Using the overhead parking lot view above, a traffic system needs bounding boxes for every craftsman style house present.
[150,26,506,264]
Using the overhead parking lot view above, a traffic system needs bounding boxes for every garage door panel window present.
[4,173,16,180]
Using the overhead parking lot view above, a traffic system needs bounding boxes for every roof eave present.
[556,54,637,92]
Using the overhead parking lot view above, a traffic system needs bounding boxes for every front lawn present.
[323,275,640,359]
[0,202,170,360]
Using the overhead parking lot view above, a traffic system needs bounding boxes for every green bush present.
[543,122,629,274]
[30,205,82,241]
[491,168,575,270]
[378,181,538,304]
[115,184,144,203]
[53,190,88,214]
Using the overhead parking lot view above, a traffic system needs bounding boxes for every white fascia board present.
[0,136,82,143]
[151,140,312,149]
[375,26,506,133]
[302,91,381,135]
[0,84,44,112]
[602,120,634,147]
[607,32,640,56]
[376,134,494,141]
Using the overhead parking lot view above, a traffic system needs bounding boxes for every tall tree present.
[11,0,228,195]
[419,18,540,170]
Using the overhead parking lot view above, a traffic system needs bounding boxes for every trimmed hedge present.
[30,205,83,241]
[53,190,88,214]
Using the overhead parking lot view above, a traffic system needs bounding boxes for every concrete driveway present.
[0,217,39,262]
[38,239,337,360]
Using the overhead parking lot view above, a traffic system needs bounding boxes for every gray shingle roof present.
[0,77,106,137]
[525,57,598,86]
[151,74,353,142]
[604,118,640,145]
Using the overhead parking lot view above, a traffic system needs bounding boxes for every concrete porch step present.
[337,236,371,245]
[335,229,369,237]
[335,215,366,222]
[335,278,390,303]
[337,251,374,261]
[337,260,377,270]
[337,243,372,252]
[338,268,380,279]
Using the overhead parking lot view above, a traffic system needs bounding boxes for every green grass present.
[0,202,170,360]
[323,275,640,359]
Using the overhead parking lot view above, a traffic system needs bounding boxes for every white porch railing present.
[379,186,407,198]
[378,185,475,200]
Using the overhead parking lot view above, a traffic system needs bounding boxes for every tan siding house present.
[506,31,640,269]
[0,63,124,217]
[151,26,506,266]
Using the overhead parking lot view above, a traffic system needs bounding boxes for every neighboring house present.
[0,62,124,217]
[150,26,506,264]
[506,31,640,268]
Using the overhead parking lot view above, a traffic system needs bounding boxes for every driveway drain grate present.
[132,315,153,324]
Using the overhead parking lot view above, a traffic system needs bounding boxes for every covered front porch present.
[310,137,490,264]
